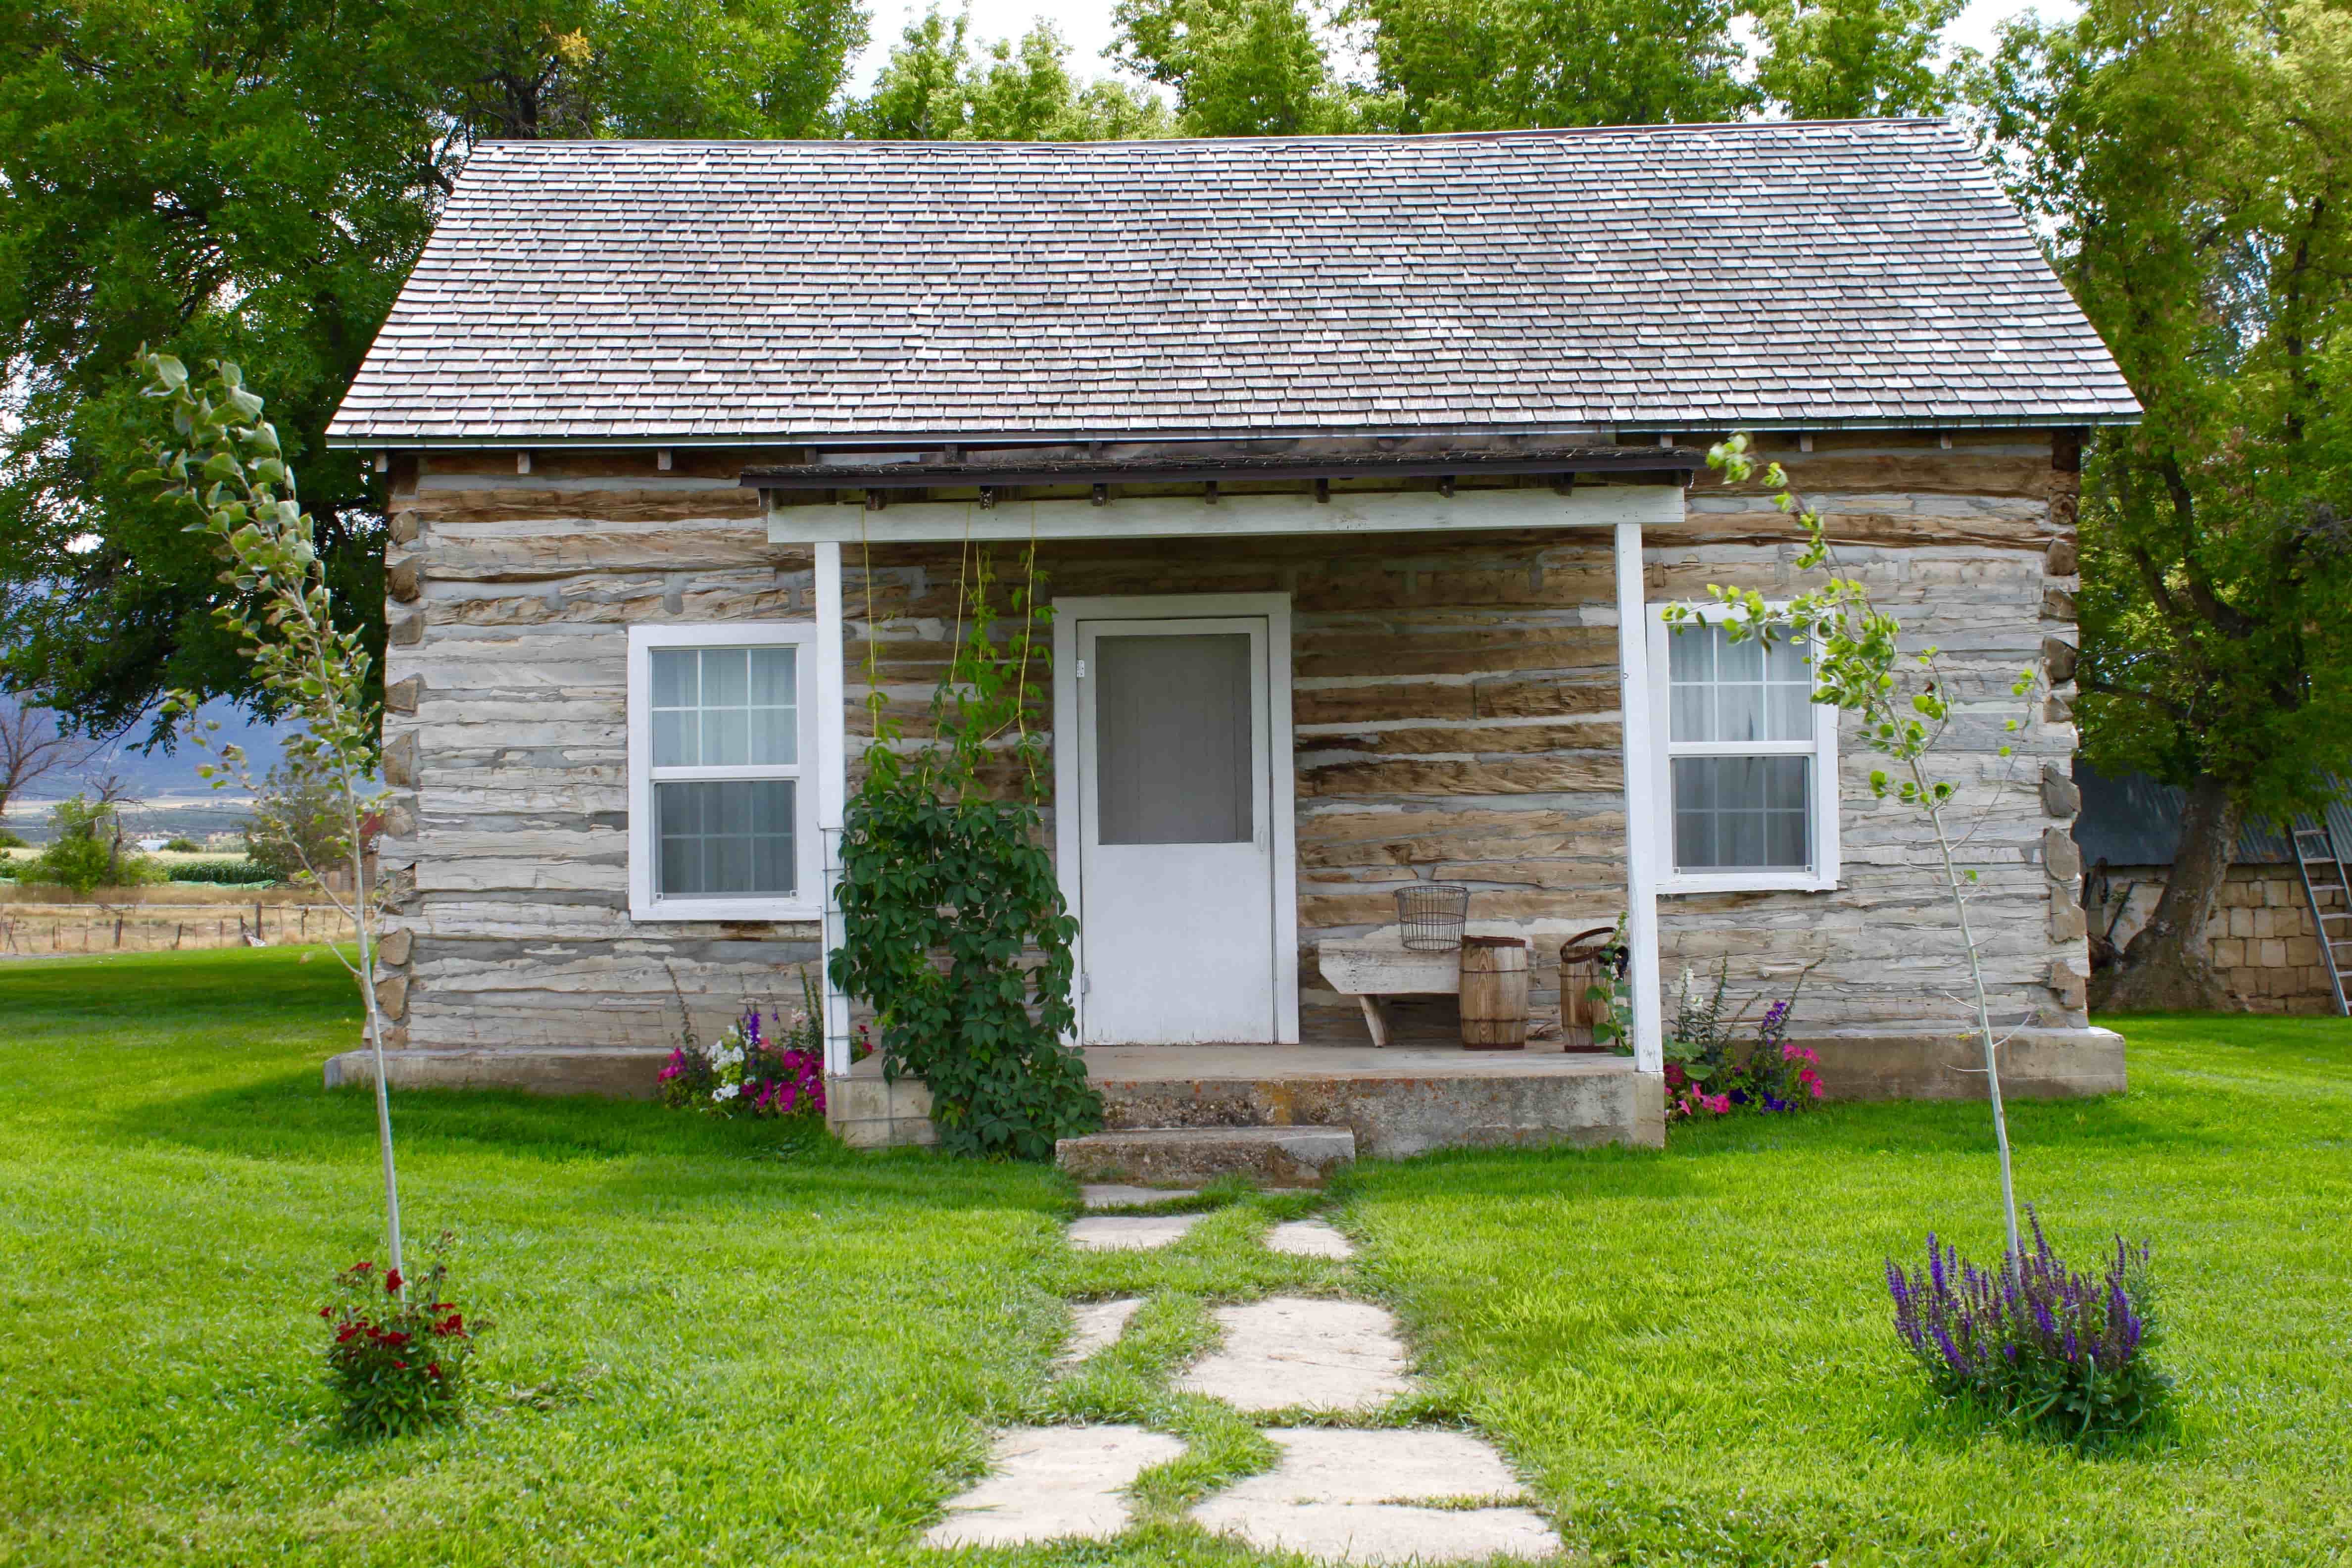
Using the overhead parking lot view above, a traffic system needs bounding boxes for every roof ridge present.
[470,118,1960,153]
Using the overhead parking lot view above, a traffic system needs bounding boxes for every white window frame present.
[1647,602,1841,894]
[627,622,822,922]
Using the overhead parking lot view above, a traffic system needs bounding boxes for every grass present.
[1,950,2349,1565]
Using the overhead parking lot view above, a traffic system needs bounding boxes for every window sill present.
[630,898,824,924]
[1657,873,1839,895]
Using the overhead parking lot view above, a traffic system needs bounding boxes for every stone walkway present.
[925,1196,1563,1562]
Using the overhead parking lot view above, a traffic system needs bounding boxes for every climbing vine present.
[827,545,1101,1159]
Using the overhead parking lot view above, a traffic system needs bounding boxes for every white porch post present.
[813,540,854,1076]
[1613,521,1666,1075]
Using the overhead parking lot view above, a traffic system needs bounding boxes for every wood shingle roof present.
[326,120,2141,445]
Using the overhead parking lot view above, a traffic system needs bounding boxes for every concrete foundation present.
[322,1045,668,1098]
[1057,1125,1357,1187]
[1799,1026,2127,1100]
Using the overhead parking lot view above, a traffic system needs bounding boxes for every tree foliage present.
[0,0,863,743]
[846,8,1172,141]
[1348,0,1756,129]
[1111,0,1359,135]
[1752,0,1968,118]
[1975,0,2352,1006]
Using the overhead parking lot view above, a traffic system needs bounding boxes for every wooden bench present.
[1317,939,1460,1047]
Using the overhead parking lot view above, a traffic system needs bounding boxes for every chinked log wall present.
[371,430,2089,1067]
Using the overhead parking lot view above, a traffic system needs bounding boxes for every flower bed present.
[1663,964,1825,1121]
[320,1237,488,1438]
[658,982,856,1119]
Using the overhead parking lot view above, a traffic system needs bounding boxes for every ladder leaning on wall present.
[2291,822,2352,1017]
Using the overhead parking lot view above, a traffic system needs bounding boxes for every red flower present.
[352,1262,373,1273]
[434,1314,465,1336]
[384,1268,404,1295]
[335,1324,361,1344]
[426,1363,443,1378]
[318,1305,332,1319]
[392,1360,407,1371]
[380,1329,411,1347]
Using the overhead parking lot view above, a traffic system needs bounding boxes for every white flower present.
[712,1083,740,1102]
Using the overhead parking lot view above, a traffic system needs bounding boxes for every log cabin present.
[323,119,2137,1159]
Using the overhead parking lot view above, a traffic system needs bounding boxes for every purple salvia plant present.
[1886,1207,2165,1443]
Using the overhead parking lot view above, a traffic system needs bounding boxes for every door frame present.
[1053,591,1299,1045]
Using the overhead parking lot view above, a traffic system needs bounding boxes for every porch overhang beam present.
[760,476,1683,545]
[741,447,1699,493]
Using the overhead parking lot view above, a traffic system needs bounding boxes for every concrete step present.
[1056,1125,1356,1188]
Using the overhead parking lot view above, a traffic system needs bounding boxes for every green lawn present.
[1,948,2348,1566]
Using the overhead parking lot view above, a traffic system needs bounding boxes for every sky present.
[846,0,2077,97]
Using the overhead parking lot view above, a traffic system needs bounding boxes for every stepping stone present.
[1068,1214,1205,1252]
[1176,1296,1416,1413]
[1061,1297,1144,1364]
[1268,1219,1355,1259]
[924,1424,1184,1548]
[1080,1183,1200,1210]
[1192,1428,1560,1565]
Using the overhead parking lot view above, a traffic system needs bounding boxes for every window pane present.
[1667,623,1814,744]
[702,648,749,708]
[702,707,749,767]
[1094,633,1253,845]
[750,647,797,765]
[652,648,696,709]
[652,708,694,768]
[656,780,796,897]
[1672,756,1811,871]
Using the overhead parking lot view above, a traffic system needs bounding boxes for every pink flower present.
[1809,1080,1825,1098]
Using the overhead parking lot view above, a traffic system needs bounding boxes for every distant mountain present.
[20,700,290,802]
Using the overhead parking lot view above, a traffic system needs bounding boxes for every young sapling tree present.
[134,353,407,1289]
[1673,434,2045,1269]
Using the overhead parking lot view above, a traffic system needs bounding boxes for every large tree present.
[0,0,863,745]
[1977,0,2352,1009]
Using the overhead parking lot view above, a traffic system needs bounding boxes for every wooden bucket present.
[1458,936,1530,1051]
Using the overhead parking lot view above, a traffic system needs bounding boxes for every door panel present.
[1078,617,1276,1044]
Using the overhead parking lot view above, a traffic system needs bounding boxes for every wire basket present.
[1395,883,1470,951]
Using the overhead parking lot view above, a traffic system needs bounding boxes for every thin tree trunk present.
[2095,771,2243,1012]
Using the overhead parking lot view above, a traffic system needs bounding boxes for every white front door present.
[1073,614,1281,1043]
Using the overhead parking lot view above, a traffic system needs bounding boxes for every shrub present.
[1887,1212,2169,1445]
[320,1236,489,1439]
[0,828,26,848]
[166,857,276,886]
[26,795,162,892]
[659,974,847,1118]
[162,835,200,852]
[242,758,352,883]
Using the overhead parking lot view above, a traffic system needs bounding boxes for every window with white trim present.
[628,624,820,921]
[1648,606,1840,892]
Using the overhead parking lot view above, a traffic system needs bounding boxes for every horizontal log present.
[1299,754,1624,798]
[1298,720,1622,758]
[409,488,763,525]
[1295,625,1617,679]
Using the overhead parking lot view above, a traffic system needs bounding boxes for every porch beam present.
[765,484,1680,546]
[813,540,854,1077]
[1613,521,1666,1076]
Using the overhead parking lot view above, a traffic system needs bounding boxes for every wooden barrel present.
[1458,936,1530,1050]
[1557,925,1619,1053]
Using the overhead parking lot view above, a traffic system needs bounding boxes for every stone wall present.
[2091,864,2342,1013]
